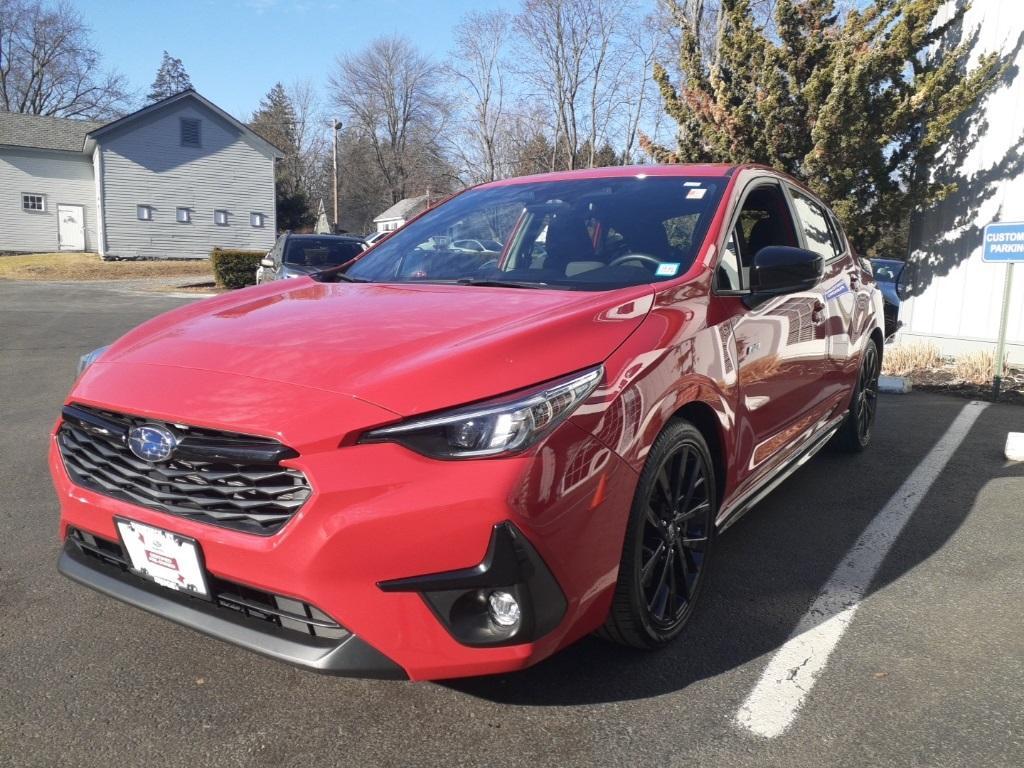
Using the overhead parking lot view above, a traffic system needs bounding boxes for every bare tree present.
[445,10,511,183]
[517,0,589,169]
[287,79,329,206]
[328,35,449,204]
[517,0,641,170]
[0,0,130,118]
[619,12,668,163]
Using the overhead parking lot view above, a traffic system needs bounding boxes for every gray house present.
[0,90,281,258]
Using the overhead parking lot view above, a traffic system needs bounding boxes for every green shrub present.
[210,248,266,289]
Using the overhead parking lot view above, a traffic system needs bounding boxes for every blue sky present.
[77,0,518,119]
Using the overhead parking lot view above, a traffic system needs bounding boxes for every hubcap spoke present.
[640,541,666,586]
[656,466,674,510]
[676,499,710,524]
[670,447,688,505]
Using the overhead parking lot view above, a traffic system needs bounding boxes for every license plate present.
[115,518,210,599]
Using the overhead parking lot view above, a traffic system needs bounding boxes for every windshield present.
[333,176,725,290]
[284,237,364,268]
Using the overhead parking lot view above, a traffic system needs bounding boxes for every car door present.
[714,177,835,488]
[785,186,859,389]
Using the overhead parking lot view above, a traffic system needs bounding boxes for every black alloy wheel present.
[836,340,881,452]
[602,420,716,649]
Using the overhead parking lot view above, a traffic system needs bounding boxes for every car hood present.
[88,278,655,417]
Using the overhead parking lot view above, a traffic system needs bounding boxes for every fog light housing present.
[378,523,567,647]
[487,590,521,628]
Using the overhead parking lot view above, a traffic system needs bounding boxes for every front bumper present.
[52,418,639,680]
[59,541,406,678]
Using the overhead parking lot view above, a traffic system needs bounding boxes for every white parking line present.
[735,400,988,738]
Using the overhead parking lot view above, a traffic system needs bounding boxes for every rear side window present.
[789,189,839,261]
[284,238,364,268]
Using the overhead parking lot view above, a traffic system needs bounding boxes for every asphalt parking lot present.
[2,280,1022,768]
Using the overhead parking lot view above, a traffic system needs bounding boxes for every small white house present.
[0,90,282,258]
[373,194,429,234]
[898,0,1024,364]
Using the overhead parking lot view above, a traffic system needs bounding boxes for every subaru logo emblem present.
[127,424,177,462]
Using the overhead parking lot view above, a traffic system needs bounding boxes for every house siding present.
[98,101,276,259]
[0,148,97,253]
[898,0,1024,364]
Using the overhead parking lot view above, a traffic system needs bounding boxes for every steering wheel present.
[608,253,663,269]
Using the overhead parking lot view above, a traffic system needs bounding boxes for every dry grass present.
[881,342,944,376]
[0,252,212,281]
[951,349,1003,385]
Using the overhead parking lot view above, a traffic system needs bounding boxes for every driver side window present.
[715,181,799,291]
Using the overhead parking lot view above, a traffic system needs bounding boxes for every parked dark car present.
[256,233,366,284]
[870,258,904,338]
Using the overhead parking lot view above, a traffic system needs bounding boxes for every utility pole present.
[332,119,342,232]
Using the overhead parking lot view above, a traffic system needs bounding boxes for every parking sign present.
[982,221,1024,262]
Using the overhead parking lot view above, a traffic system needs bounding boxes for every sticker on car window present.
[825,282,850,301]
[656,263,680,277]
[686,188,707,199]
[684,181,702,187]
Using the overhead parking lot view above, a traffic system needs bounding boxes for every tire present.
[601,419,717,649]
[835,340,881,453]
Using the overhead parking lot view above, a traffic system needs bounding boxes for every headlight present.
[77,345,110,377]
[361,366,603,459]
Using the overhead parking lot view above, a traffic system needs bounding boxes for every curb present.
[1007,433,1024,462]
[878,375,912,394]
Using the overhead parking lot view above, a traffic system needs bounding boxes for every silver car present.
[257,233,366,284]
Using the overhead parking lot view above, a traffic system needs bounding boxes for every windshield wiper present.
[318,270,371,283]
[455,278,549,289]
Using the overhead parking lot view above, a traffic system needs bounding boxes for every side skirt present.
[715,414,845,533]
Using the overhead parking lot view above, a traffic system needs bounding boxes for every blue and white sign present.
[982,222,1024,263]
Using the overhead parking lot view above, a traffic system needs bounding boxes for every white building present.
[898,0,1024,364]
[372,194,429,234]
[0,90,281,258]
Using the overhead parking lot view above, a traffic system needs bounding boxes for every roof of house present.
[373,194,430,223]
[88,89,284,158]
[0,90,284,158]
[0,112,108,152]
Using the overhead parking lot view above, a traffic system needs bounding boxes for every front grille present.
[57,404,311,535]
[68,528,348,640]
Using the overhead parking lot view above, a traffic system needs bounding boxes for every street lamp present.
[332,119,342,232]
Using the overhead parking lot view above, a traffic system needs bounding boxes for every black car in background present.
[870,258,904,338]
[257,233,366,284]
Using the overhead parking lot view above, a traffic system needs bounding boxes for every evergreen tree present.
[647,0,1005,257]
[146,51,193,102]
[250,83,312,231]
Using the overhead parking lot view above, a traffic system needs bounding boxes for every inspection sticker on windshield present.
[656,263,681,277]
[686,188,707,199]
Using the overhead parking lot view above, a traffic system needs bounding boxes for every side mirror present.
[749,246,824,296]
[260,257,274,269]
[895,260,913,300]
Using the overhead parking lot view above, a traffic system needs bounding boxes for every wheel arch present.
[870,326,884,362]
[670,400,727,509]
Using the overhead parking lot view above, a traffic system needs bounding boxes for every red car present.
[52,164,884,680]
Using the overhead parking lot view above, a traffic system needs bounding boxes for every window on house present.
[180,118,201,147]
[250,212,265,228]
[176,207,191,223]
[22,194,45,212]
[214,209,228,226]
[137,205,153,221]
